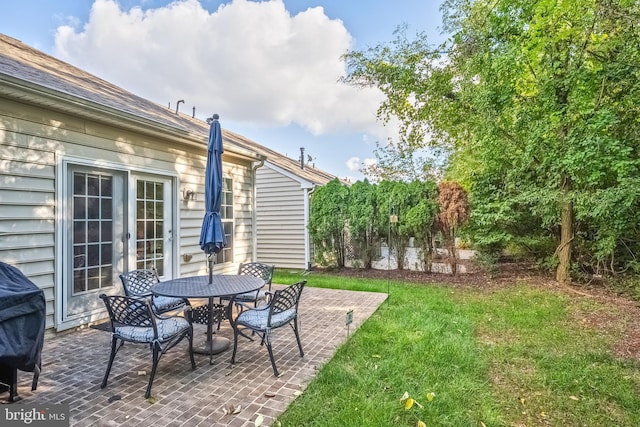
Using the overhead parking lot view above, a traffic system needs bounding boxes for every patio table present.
[151,275,263,365]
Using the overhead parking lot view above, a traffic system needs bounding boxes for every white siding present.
[255,166,307,269]
[0,98,255,329]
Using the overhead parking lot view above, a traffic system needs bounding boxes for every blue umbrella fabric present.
[199,114,226,279]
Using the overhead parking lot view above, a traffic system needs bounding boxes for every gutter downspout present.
[251,158,266,262]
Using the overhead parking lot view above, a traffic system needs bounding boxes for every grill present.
[0,262,45,402]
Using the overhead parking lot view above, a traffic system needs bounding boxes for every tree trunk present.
[554,83,572,284]
[555,179,574,284]
[423,232,435,273]
[448,237,457,276]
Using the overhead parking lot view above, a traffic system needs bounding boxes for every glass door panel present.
[133,175,173,279]
[66,167,125,319]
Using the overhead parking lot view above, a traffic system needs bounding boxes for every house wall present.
[255,166,307,269]
[177,159,255,276]
[0,97,254,330]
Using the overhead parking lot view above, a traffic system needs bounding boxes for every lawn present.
[272,269,640,427]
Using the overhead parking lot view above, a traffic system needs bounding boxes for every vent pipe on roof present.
[192,106,196,118]
[300,147,305,169]
[175,99,184,114]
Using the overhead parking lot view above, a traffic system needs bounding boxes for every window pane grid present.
[216,178,234,264]
[136,180,165,275]
[72,172,114,295]
[220,178,233,220]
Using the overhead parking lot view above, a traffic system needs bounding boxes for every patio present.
[7,286,387,426]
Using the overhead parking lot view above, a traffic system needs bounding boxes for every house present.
[0,34,268,331]
[229,141,343,270]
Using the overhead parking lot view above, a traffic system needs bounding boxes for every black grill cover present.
[0,262,45,373]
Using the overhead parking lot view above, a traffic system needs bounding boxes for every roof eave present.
[0,73,264,161]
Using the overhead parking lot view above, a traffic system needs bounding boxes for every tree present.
[375,180,406,269]
[361,141,441,183]
[437,181,470,275]
[345,0,640,284]
[346,179,378,268]
[374,180,440,271]
[403,180,440,272]
[308,179,349,267]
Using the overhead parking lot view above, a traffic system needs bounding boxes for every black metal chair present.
[99,294,196,399]
[119,268,189,314]
[235,262,275,306]
[230,280,306,376]
[215,263,275,331]
[222,262,275,310]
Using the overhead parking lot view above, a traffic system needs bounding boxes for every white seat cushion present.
[152,295,186,312]
[233,290,267,302]
[236,308,296,330]
[115,316,190,343]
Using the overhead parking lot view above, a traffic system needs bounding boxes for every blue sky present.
[0,0,446,182]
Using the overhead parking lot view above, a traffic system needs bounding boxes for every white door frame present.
[55,156,179,330]
[128,173,176,281]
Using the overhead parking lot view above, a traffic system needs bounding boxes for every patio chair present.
[98,294,196,399]
[222,262,275,309]
[230,280,306,376]
[119,268,189,314]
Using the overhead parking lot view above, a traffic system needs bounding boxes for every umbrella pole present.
[208,254,214,284]
[207,253,213,364]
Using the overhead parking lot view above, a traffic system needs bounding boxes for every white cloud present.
[345,156,377,179]
[53,0,388,137]
[346,156,360,171]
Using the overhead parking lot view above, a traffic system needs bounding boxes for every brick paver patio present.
[6,286,387,426]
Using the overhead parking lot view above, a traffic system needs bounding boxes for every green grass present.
[273,270,640,427]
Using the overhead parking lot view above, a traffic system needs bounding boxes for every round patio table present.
[151,275,263,365]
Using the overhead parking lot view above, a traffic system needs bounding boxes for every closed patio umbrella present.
[197,114,229,359]
[199,113,226,284]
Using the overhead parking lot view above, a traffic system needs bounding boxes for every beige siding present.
[178,161,254,276]
[1,104,57,328]
[255,166,307,269]
[1,98,255,329]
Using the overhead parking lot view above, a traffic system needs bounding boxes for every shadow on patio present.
[8,286,387,427]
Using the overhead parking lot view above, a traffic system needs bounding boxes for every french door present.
[130,174,174,280]
[61,165,175,328]
[64,166,126,319]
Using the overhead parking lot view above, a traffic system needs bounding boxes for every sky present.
[0,0,447,182]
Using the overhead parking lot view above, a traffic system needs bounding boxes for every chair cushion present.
[237,308,296,330]
[233,290,267,302]
[115,316,190,343]
[152,296,185,312]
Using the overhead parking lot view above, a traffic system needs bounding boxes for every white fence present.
[346,246,475,274]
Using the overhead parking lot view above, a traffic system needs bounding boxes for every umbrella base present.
[194,336,230,355]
